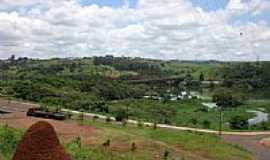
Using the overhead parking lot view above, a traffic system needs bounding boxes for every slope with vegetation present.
[0,55,270,131]
[0,118,254,160]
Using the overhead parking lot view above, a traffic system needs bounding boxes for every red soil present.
[12,121,71,160]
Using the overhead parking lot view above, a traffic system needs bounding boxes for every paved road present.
[63,109,270,136]
[223,135,270,160]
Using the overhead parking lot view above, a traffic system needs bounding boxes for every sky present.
[0,0,270,61]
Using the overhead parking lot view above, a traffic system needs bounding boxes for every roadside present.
[62,109,270,136]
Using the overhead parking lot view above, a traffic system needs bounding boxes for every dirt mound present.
[12,121,70,160]
[260,137,270,148]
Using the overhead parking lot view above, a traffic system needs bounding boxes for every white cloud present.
[0,0,269,61]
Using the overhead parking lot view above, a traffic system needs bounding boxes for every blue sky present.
[80,0,228,10]
[190,0,229,11]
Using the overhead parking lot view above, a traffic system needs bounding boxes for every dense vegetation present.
[221,62,270,98]
[0,56,270,130]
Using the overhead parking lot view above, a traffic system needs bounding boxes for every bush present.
[93,115,99,122]
[131,142,137,151]
[122,120,127,127]
[153,122,158,130]
[163,150,170,160]
[213,88,248,108]
[137,120,144,128]
[105,116,111,123]
[65,111,72,119]
[202,120,211,129]
[103,139,110,148]
[0,125,22,160]
[78,112,84,122]
[114,109,128,122]
[74,137,82,148]
[230,116,249,130]
[190,118,198,125]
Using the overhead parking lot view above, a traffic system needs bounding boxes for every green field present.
[108,99,270,131]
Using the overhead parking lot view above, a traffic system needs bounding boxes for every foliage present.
[0,125,22,160]
[213,88,247,108]
[221,62,270,97]
[113,108,128,122]
[229,116,249,130]
[93,55,163,76]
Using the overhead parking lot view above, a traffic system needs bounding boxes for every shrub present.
[230,116,249,130]
[78,112,84,122]
[74,137,82,148]
[137,120,144,128]
[105,116,111,123]
[131,142,137,151]
[122,120,127,127]
[65,111,72,119]
[153,122,158,130]
[92,115,99,122]
[114,109,128,122]
[103,139,110,148]
[163,150,170,160]
[202,120,211,129]
[0,125,22,159]
[213,88,248,108]
[190,118,198,125]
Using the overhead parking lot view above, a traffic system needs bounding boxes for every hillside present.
[0,114,254,160]
[0,56,270,131]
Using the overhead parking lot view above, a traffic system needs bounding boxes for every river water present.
[247,110,268,125]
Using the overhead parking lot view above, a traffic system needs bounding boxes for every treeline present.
[93,55,163,76]
[221,62,270,98]
[0,58,149,112]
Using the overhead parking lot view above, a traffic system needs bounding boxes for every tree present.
[114,108,128,122]
[202,120,211,129]
[212,88,234,135]
[230,116,248,130]
[8,54,15,61]
[199,72,205,81]
[213,88,247,108]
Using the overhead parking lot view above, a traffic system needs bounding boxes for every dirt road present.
[0,99,95,144]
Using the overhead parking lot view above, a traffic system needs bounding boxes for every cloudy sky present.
[0,0,269,61]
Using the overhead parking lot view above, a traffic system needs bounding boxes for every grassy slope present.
[0,119,254,160]
[70,119,254,160]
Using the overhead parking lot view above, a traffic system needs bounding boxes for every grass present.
[0,117,254,160]
[79,118,254,160]
[0,125,22,160]
[108,98,270,131]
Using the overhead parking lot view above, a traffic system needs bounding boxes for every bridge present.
[126,76,186,85]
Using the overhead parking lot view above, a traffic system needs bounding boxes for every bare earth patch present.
[0,99,95,145]
[260,137,270,148]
